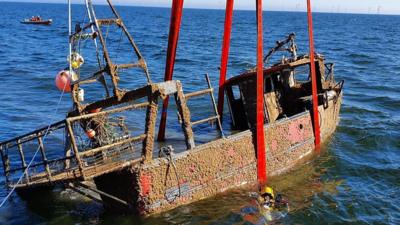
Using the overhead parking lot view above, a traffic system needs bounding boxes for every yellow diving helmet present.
[261,186,274,199]
[68,52,85,69]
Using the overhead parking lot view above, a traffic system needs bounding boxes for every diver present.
[258,186,289,222]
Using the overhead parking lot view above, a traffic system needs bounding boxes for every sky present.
[1,0,400,15]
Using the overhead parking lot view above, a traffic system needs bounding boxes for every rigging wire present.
[0,0,72,208]
[85,0,103,70]
[0,85,67,208]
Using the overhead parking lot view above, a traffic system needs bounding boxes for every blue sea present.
[0,2,400,224]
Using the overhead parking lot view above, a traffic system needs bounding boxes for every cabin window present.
[294,64,310,83]
[231,85,241,100]
[264,77,274,93]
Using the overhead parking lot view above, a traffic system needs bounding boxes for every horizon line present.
[1,0,399,16]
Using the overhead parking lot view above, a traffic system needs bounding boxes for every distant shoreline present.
[1,1,399,16]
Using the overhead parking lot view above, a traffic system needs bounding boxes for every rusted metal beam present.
[191,116,219,126]
[206,74,225,137]
[256,0,267,186]
[174,82,195,149]
[66,120,85,180]
[217,0,234,119]
[116,63,140,70]
[158,0,184,141]
[79,134,146,158]
[69,102,149,122]
[16,140,27,170]
[106,0,152,83]
[306,0,321,149]
[185,88,213,99]
[96,18,122,26]
[71,68,107,85]
[73,182,131,207]
[0,146,10,183]
[75,81,177,116]
[68,183,103,204]
[87,0,122,100]
[142,94,159,163]
[80,85,151,114]
[37,136,52,182]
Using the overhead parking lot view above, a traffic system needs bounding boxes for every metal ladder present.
[184,74,225,138]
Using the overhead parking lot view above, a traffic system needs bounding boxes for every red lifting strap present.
[158,0,184,141]
[217,0,234,119]
[306,0,321,150]
[256,0,267,186]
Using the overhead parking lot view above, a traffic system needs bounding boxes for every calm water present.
[0,2,400,224]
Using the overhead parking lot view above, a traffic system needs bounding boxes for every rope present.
[159,146,181,201]
[0,0,72,208]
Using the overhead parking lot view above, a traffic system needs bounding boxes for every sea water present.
[0,2,399,224]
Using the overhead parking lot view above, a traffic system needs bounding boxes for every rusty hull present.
[95,92,342,215]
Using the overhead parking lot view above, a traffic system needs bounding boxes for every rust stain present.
[140,173,152,196]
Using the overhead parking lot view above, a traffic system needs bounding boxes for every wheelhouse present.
[225,55,341,130]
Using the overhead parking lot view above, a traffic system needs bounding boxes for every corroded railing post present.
[17,140,30,183]
[16,140,27,171]
[66,119,86,180]
[175,82,195,149]
[37,136,52,182]
[0,146,10,183]
[142,94,159,163]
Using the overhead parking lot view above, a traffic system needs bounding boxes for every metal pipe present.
[66,121,85,180]
[158,0,184,141]
[0,146,10,183]
[191,116,219,126]
[68,102,149,122]
[256,0,267,186]
[185,88,213,99]
[306,0,321,149]
[206,74,225,137]
[79,134,146,157]
[73,182,130,207]
[37,136,52,182]
[217,0,234,120]
[16,140,27,170]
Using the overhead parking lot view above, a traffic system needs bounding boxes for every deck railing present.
[0,102,149,187]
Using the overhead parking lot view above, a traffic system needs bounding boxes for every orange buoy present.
[55,70,76,92]
[86,129,96,139]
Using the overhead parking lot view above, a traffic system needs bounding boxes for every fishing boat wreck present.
[0,0,343,215]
